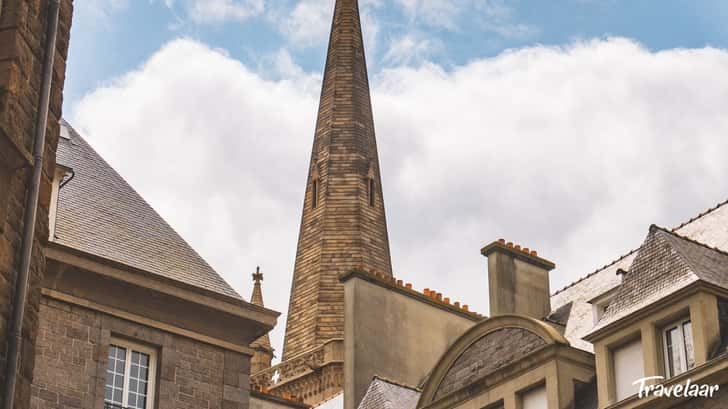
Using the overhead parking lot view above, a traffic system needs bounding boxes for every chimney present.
[481,239,555,319]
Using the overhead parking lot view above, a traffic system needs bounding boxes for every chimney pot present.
[463,305,469,311]
[454,301,460,307]
[405,283,412,289]
[506,242,513,247]
[515,245,521,250]
[396,279,403,286]
[436,292,442,300]
[444,297,450,303]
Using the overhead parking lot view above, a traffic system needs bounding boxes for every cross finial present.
[252,266,264,283]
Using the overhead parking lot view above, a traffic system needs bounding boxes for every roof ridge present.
[551,197,728,297]
[372,375,422,392]
[672,198,728,232]
[652,224,728,259]
[551,249,638,296]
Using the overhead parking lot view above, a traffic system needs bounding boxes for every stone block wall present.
[31,296,253,409]
[0,1,74,407]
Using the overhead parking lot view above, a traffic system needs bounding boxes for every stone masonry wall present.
[0,1,74,408]
[31,296,253,409]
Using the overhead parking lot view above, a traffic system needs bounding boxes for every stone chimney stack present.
[481,239,555,319]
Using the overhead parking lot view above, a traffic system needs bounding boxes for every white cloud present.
[72,37,728,360]
[383,33,440,65]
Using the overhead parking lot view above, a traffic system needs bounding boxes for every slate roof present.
[53,120,241,299]
[593,225,728,331]
[550,199,728,351]
[357,377,421,409]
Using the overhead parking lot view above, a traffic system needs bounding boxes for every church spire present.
[282,0,393,360]
[250,267,274,373]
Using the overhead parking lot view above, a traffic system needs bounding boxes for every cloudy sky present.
[66,0,728,360]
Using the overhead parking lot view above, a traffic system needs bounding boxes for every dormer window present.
[49,165,72,240]
[589,286,619,325]
[312,179,319,209]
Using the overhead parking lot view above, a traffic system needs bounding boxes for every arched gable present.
[417,315,569,407]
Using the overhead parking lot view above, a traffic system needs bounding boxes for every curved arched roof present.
[417,315,568,407]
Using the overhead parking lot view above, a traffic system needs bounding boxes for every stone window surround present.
[590,288,722,408]
[105,337,158,409]
[517,382,547,409]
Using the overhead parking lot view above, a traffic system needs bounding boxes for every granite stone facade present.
[31,296,252,409]
[0,1,74,408]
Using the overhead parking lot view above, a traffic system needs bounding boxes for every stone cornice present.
[45,242,279,325]
[584,281,728,342]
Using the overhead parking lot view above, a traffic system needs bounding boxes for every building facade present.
[249,1,728,409]
[0,1,74,409]
[26,121,281,409]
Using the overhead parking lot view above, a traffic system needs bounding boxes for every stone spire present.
[282,0,393,360]
[250,267,274,373]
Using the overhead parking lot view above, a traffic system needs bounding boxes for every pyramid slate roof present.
[357,377,421,409]
[53,120,241,299]
[550,199,728,351]
[594,225,728,330]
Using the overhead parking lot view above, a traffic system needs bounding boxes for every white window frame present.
[662,318,694,378]
[106,338,157,409]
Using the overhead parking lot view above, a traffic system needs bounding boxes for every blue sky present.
[66,1,728,357]
[66,1,728,110]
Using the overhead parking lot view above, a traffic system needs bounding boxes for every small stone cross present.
[271,369,280,385]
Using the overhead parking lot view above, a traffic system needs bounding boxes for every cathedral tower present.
[282,0,393,361]
[250,1,391,403]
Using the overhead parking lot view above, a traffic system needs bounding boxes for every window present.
[105,339,157,409]
[368,178,375,207]
[520,384,547,409]
[613,339,644,401]
[590,287,618,325]
[311,179,319,209]
[662,319,695,378]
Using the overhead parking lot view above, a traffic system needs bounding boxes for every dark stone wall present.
[31,296,253,409]
[434,328,547,399]
[0,1,74,408]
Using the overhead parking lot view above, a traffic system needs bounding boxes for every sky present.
[66,0,728,361]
